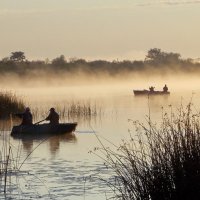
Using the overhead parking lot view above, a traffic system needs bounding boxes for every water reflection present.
[22,139,33,153]
[134,94,169,103]
[20,133,77,155]
[49,133,77,154]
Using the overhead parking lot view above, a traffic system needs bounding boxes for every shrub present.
[97,103,200,200]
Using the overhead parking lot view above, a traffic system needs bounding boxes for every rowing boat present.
[133,90,170,96]
[11,123,77,139]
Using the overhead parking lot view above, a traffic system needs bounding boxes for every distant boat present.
[133,89,170,96]
[11,123,77,139]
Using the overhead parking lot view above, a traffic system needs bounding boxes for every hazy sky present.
[0,0,200,61]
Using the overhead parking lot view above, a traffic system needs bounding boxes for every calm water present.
[1,86,200,200]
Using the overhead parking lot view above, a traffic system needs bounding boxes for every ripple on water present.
[15,158,113,200]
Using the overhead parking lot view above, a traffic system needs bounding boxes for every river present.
[0,84,199,200]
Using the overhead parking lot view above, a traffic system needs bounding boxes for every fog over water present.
[2,71,200,90]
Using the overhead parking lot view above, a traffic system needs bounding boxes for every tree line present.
[0,48,199,76]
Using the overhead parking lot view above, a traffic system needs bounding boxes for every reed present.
[0,91,25,119]
[0,130,17,193]
[95,103,200,200]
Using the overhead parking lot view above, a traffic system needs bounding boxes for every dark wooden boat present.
[133,90,170,96]
[11,123,77,139]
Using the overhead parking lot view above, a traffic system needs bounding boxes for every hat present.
[50,107,55,111]
[25,107,30,111]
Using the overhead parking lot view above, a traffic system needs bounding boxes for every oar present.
[34,119,46,125]
[75,130,97,134]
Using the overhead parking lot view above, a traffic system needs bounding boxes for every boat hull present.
[11,123,77,139]
[133,90,170,96]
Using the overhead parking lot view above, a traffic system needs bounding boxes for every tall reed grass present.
[96,103,200,200]
[0,91,25,119]
[31,101,102,124]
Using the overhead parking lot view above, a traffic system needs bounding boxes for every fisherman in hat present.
[15,107,33,125]
[163,84,168,92]
[45,108,59,125]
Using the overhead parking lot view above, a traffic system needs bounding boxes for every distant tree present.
[69,57,78,63]
[73,59,87,65]
[145,48,181,64]
[164,52,181,63]
[89,60,109,66]
[31,60,46,65]
[10,51,26,62]
[145,48,162,62]
[52,55,66,66]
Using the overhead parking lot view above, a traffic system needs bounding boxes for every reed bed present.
[66,101,97,117]
[0,91,25,119]
[95,103,200,200]
[31,101,103,123]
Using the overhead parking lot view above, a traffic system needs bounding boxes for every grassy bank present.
[97,104,200,200]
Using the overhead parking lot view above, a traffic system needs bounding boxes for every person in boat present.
[45,108,59,125]
[163,84,168,92]
[15,107,33,126]
[149,86,155,92]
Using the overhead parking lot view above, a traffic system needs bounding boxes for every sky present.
[0,0,200,61]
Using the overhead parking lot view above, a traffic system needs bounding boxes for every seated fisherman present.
[15,107,33,125]
[149,86,155,92]
[45,108,59,125]
[163,84,168,92]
